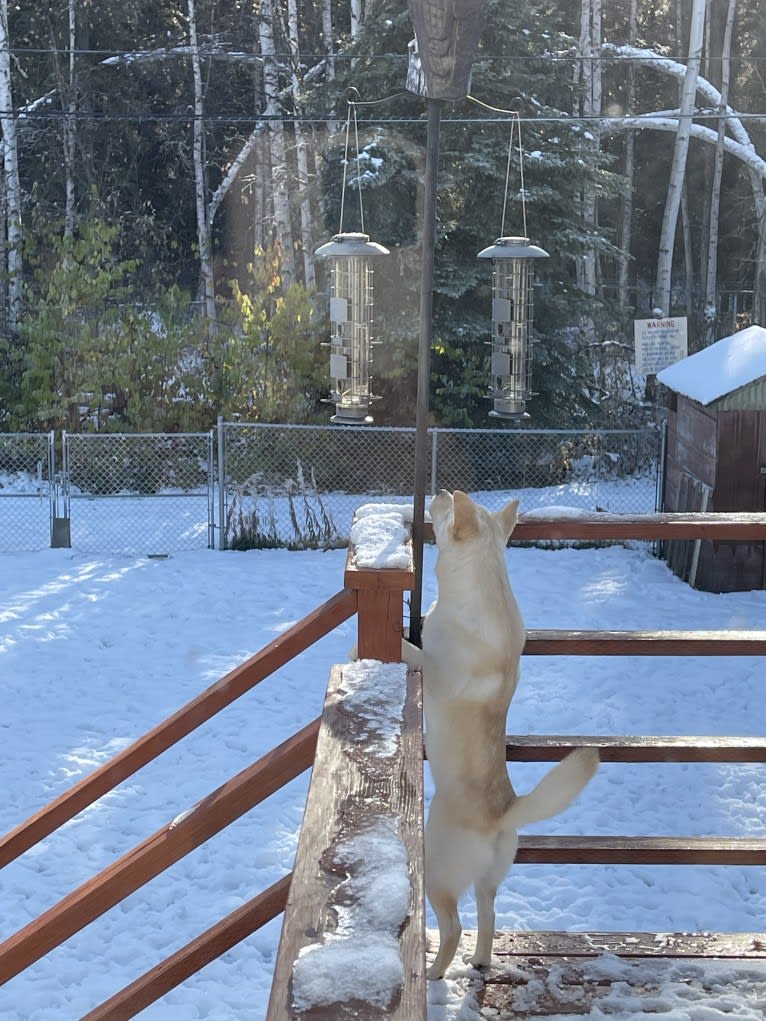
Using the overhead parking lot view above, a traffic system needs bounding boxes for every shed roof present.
[656,324,766,406]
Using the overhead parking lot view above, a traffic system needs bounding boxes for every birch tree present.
[287,0,316,288]
[573,0,602,299]
[654,0,706,316]
[603,42,766,327]
[64,0,77,238]
[257,0,294,284]
[321,0,335,81]
[702,0,736,344]
[188,0,217,334]
[0,0,22,334]
[617,0,638,311]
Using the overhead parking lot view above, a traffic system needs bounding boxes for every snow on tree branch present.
[603,115,766,180]
[602,43,758,154]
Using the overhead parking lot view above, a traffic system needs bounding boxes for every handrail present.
[424,511,766,543]
[524,629,766,655]
[516,835,766,866]
[0,720,319,985]
[505,735,766,763]
[0,587,356,869]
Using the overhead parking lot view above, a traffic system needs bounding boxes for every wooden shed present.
[657,324,766,592]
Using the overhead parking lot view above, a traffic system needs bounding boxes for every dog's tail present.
[504,747,599,829]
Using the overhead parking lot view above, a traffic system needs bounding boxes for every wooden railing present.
[0,587,357,1012]
[1,510,765,1021]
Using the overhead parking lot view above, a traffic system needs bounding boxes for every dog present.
[405,490,599,979]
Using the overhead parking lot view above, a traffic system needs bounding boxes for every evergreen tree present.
[310,0,624,427]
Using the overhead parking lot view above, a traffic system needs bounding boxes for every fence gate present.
[62,432,215,555]
[0,432,56,552]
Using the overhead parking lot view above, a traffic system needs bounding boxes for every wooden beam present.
[488,929,766,960]
[266,666,426,1020]
[0,588,356,869]
[524,629,766,655]
[79,876,292,1021]
[478,929,766,1016]
[505,735,766,763]
[422,512,766,543]
[0,721,319,985]
[516,835,766,866]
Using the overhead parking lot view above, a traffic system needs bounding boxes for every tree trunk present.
[287,0,316,288]
[575,0,601,383]
[322,0,335,81]
[0,0,22,334]
[655,0,706,316]
[575,0,601,301]
[61,0,77,239]
[258,0,295,285]
[617,0,638,311]
[188,0,217,335]
[702,0,737,346]
[350,0,363,39]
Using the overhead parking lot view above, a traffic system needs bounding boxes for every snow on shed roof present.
[656,324,766,405]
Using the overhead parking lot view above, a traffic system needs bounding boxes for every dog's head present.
[430,489,519,552]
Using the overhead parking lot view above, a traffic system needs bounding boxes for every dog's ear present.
[498,498,519,539]
[452,490,479,539]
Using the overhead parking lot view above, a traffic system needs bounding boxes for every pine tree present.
[309,0,623,427]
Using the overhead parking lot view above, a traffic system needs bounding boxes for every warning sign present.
[634,317,688,375]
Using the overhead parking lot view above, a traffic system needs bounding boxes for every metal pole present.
[217,416,226,550]
[410,97,443,648]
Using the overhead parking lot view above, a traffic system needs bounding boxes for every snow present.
[292,816,410,1012]
[2,485,766,1019]
[293,934,404,1012]
[338,660,408,756]
[349,502,414,570]
[657,324,766,405]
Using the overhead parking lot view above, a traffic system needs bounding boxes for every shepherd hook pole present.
[410,97,442,648]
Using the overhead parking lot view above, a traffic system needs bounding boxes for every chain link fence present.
[63,432,215,555]
[0,432,56,551]
[0,424,660,554]
[220,423,661,550]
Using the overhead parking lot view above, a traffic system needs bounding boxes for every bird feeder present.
[477,236,549,419]
[314,232,390,424]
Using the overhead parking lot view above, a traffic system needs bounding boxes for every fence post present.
[51,431,71,549]
[217,417,226,550]
[207,430,216,549]
[431,427,438,495]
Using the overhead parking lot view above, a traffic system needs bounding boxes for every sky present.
[1,482,766,1019]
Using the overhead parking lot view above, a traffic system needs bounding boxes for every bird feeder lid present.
[315,232,390,258]
[477,236,549,260]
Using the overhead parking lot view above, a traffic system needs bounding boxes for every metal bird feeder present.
[314,231,390,424]
[476,235,549,419]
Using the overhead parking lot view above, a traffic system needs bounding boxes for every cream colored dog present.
[406,490,598,979]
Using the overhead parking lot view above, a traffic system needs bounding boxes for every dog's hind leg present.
[470,877,497,969]
[426,883,461,980]
[470,828,519,970]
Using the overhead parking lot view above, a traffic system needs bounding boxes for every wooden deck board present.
[429,931,766,1019]
[504,734,766,762]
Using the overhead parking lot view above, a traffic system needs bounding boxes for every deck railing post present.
[343,517,416,663]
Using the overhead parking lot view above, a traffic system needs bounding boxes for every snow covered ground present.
[1,482,766,1019]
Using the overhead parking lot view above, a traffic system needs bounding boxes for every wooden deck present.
[430,930,766,1018]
